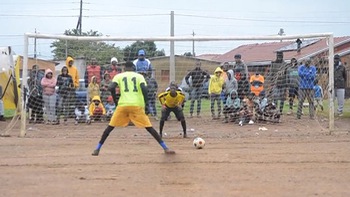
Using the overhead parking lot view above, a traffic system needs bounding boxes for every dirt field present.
[1,116,350,197]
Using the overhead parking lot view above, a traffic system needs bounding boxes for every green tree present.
[183,52,193,56]
[123,41,165,61]
[50,29,123,65]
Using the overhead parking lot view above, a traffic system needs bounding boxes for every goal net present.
[1,33,337,137]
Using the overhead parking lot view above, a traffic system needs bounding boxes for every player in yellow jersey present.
[158,83,187,138]
[92,62,175,155]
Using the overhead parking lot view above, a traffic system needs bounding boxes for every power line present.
[175,13,350,24]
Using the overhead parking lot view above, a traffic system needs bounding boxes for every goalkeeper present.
[158,83,187,138]
[92,62,175,156]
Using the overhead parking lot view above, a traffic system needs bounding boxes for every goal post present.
[19,32,335,137]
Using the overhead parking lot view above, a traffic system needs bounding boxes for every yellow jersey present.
[112,71,147,107]
[158,90,185,108]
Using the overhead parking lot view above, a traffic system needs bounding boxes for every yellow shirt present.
[113,71,146,107]
[158,91,185,108]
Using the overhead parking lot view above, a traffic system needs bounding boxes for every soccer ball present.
[193,137,205,149]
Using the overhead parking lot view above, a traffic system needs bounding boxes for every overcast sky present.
[1,0,349,59]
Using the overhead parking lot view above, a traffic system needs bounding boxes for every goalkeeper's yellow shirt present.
[158,91,185,108]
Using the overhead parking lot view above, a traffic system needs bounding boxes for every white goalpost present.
[19,32,335,137]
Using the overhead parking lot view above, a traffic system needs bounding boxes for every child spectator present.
[88,96,106,121]
[255,91,280,122]
[88,76,100,103]
[209,67,225,119]
[222,89,240,123]
[314,79,324,111]
[238,92,255,126]
[104,96,116,121]
[75,101,90,125]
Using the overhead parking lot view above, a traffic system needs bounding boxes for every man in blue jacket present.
[297,58,316,119]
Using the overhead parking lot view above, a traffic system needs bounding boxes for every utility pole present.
[169,11,175,82]
[76,0,83,35]
[192,30,196,57]
[34,28,37,58]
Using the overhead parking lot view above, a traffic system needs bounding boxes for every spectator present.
[0,85,5,121]
[185,60,211,118]
[334,54,347,116]
[65,56,79,89]
[104,96,116,121]
[222,89,241,123]
[158,83,187,138]
[223,69,238,106]
[233,54,250,100]
[297,58,316,119]
[100,73,112,105]
[75,101,90,125]
[238,92,255,126]
[41,69,58,125]
[88,76,100,103]
[286,58,300,115]
[85,58,103,88]
[106,57,122,80]
[56,66,74,124]
[27,64,44,124]
[255,91,280,122]
[250,72,264,96]
[133,49,153,77]
[314,79,324,111]
[144,72,158,120]
[89,96,106,122]
[270,52,288,114]
[209,67,225,119]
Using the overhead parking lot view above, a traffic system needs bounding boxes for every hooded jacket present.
[208,67,225,95]
[225,89,240,109]
[65,57,79,88]
[56,66,74,96]
[334,62,347,89]
[41,69,57,95]
[89,96,106,115]
[88,76,100,100]
[224,69,238,95]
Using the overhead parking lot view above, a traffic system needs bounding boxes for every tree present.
[183,52,193,57]
[123,41,165,61]
[50,29,123,65]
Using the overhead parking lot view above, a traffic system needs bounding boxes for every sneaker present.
[92,149,100,156]
[248,120,254,124]
[287,110,293,115]
[183,133,187,138]
[222,118,228,123]
[239,120,243,126]
[75,120,79,125]
[86,120,91,125]
[164,148,176,154]
[338,112,343,117]
[296,116,301,119]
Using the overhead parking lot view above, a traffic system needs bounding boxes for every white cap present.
[111,57,118,63]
